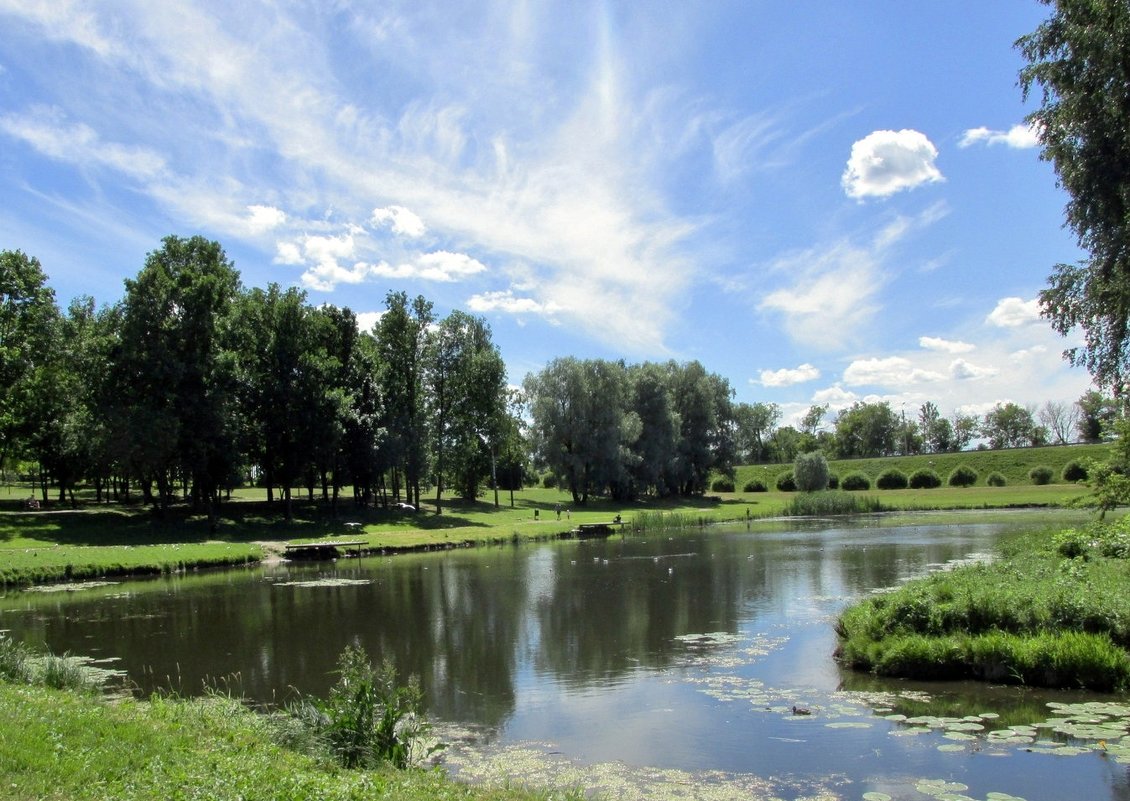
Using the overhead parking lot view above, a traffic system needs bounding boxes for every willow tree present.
[1019,0,1130,392]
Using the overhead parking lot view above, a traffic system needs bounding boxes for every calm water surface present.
[3,518,1129,801]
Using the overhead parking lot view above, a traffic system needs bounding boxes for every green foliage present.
[0,634,32,683]
[837,521,1130,690]
[833,401,899,458]
[982,402,1043,449]
[986,471,1007,487]
[1019,0,1130,389]
[875,468,908,490]
[784,491,887,516]
[307,645,437,770]
[541,473,557,489]
[742,478,767,492]
[826,472,839,490]
[792,451,829,492]
[907,468,941,489]
[947,464,979,487]
[840,472,871,491]
[710,477,735,493]
[774,470,796,492]
[1029,465,1055,485]
[1062,459,1089,482]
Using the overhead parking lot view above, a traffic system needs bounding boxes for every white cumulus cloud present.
[843,356,944,386]
[467,290,559,316]
[371,205,426,237]
[919,335,974,353]
[757,363,820,388]
[246,204,286,233]
[842,129,943,200]
[987,297,1041,327]
[959,123,1040,149]
[949,358,998,380]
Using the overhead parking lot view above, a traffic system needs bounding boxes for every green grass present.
[0,453,1098,588]
[836,519,1130,691]
[0,681,564,801]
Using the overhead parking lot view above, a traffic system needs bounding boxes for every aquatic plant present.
[301,644,440,770]
[785,491,887,516]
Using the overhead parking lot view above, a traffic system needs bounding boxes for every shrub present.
[947,465,978,487]
[841,472,871,491]
[743,478,768,493]
[986,472,1007,487]
[1062,460,1089,482]
[1029,465,1055,485]
[541,473,557,489]
[908,468,942,489]
[711,477,735,493]
[775,470,796,492]
[876,468,908,490]
[827,473,839,490]
[793,451,830,492]
[309,645,437,769]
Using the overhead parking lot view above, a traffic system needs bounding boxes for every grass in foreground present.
[0,636,567,801]
[836,516,1130,691]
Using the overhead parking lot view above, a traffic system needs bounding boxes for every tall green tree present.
[1019,1,1130,391]
[375,292,433,508]
[113,236,241,525]
[834,401,899,458]
[426,310,507,511]
[0,250,58,473]
[981,402,1042,450]
[733,401,779,464]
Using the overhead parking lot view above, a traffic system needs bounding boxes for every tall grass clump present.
[631,511,708,531]
[1029,465,1055,485]
[841,472,871,491]
[1062,460,1089,482]
[710,477,735,492]
[293,645,439,769]
[0,635,32,683]
[775,470,796,492]
[743,478,768,493]
[876,468,908,490]
[785,491,887,516]
[948,464,978,487]
[908,468,941,489]
[986,471,1007,487]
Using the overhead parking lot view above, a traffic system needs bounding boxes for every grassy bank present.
[0,478,1094,587]
[836,517,1130,691]
[0,681,560,801]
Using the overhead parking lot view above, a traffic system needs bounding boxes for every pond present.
[2,516,1129,801]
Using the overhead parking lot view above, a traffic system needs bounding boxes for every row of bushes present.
[712,459,1090,493]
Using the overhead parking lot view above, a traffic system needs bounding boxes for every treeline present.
[3,236,1120,518]
[523,358,737,502]
[0,238,513,525]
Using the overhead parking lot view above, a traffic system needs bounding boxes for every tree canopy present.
[1019,0,1130,391]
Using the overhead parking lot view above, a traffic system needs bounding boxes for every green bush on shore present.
[836,518,1130,692]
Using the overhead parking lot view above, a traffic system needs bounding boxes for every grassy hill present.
[734,442,1111,491]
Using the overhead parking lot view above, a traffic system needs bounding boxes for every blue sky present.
[0,1,1092,427]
